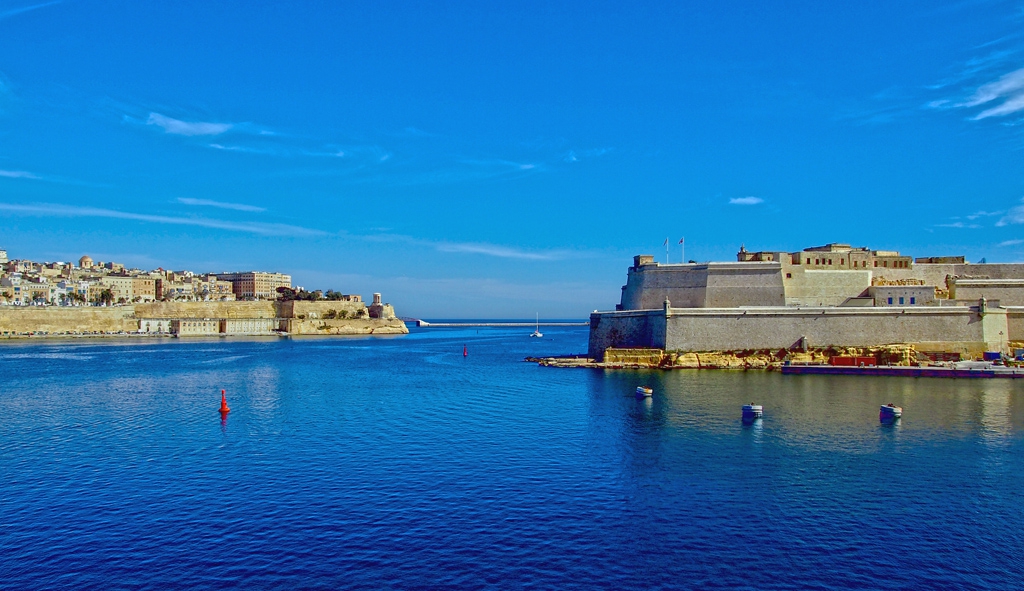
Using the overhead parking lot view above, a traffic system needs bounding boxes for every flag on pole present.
[678,238,684,245]
[663,238,669,246]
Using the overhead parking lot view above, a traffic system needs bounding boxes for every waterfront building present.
[171,318,220,336]
[216,271,292,300]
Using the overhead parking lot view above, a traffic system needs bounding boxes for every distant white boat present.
[530,313,543,338]
[635,386,653,397]
[742,403,763,420]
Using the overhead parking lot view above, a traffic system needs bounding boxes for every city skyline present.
[3,1,1024,317]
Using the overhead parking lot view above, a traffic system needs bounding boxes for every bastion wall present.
[0,299,407,336]
[588,306,1008,360]
[135,301,277,319]
[619,262,784,310]
[0,306,138,334]
[282,317,408,335]
[278,300,367,319]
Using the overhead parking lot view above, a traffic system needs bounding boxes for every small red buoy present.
[219,389,231,414]
[463,345,468,357]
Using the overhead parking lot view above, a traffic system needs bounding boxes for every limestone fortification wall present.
[619,262,784,310]
[136,301,277,319]
[620,259,1024,312]
[1005,307,1024,341]
[279,300,366,319]
[620,264,709,309]
[588,311,665,355]
[704,264,786,307]
[781,267,872,306]
[0,299,409,336]
[950,280,1024,306]
[283,317,407,335]
[589,306,1007,360]
[0,306,138,334]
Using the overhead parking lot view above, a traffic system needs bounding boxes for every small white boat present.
[635,386,653,397]
[742,403,763,420]
[530,313,543,338]
[880,403,902,421]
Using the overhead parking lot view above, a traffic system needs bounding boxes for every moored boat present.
[742,403,763,420]
[880,403,902,421]
[635,386,653,397]
[530,313,543,338]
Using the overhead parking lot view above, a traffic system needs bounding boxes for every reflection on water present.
[2,329,1023,589]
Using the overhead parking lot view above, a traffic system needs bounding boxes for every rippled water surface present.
[3,326,1024,589]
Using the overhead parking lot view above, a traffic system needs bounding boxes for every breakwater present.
[414,320,587,327]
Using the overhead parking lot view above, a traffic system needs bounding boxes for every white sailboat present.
[530,313,543,338]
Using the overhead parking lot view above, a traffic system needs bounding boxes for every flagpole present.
[665,238,669,264]
[680,237,685,264]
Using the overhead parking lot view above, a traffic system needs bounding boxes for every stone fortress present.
[589,243,1024,360]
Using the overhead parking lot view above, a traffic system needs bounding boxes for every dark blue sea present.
[3,325,1023,589]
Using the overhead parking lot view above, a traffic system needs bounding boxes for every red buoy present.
[463,345,468,357]
[219,389,231,414]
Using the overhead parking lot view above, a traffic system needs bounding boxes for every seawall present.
[588,305,1011,360]
[0,306,138,335]
[0,300,408,337]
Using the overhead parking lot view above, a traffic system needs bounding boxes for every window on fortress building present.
[899,297,904,305]
[841,259,844,265]
[874,261,878,267]
[806,258,810,264]
[888,297,893,305]
[910,297,916,304]
[828,259,832,265]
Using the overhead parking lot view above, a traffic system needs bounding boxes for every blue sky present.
[3,1,1024,317]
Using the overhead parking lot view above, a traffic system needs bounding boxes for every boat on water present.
[742,403,763,420]
[880,403,902,421]
[530,313,543,338]
[635,386,653,397]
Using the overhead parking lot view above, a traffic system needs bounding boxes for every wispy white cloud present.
[965,67,1024,119]
[0,1,61,21]
[460,158,536,171]
[966,209,1003,220]
[998,208,1024,226]
[0,168,109,188]
[434,241,555,260]
[323,145,392,162]
[349,231,569,261]
[999,239,1024,246]
[0,169,41,180]
[937,222,981,228]
[729,196,763,205]
[208,143,279,155]
[147,112,232,136]
[929,66,1024,120]
[176,197,266,213]
[564,147,612,163]
[0,202,323,237]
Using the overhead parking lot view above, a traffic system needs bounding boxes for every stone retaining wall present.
[0,306,137,335]
[589,305,1006,360]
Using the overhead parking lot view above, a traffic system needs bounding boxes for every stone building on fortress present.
[589,243,1024,359]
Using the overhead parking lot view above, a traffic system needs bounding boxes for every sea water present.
[2,326,1023,589]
